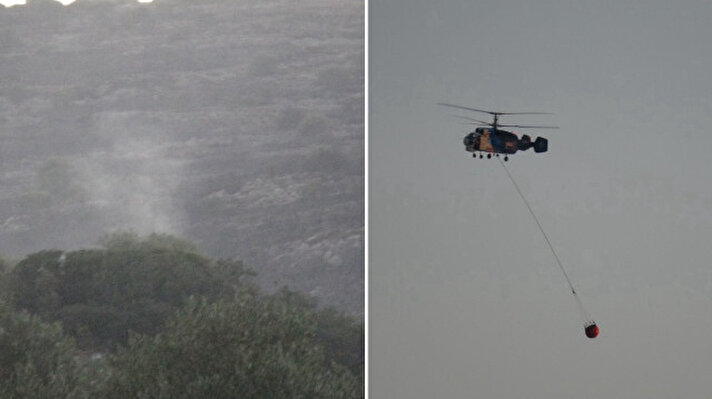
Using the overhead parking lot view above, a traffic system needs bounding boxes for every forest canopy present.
[0,233,363,398]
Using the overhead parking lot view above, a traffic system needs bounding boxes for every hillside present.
[0,0,364,314]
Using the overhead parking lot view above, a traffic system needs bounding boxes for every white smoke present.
[77,111,186,236]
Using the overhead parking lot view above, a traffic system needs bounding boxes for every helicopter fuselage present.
[463,127,547,158]
[464,128,518,154]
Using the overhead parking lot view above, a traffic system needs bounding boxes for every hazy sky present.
[370,1,712,397]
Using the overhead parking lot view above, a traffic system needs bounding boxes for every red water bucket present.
[584,322,599,339]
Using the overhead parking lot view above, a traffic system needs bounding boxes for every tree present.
[102,294,363,399]
[314,307,365,376]
[9,250,64,316]
[8,234,248,351]
[0,301,84,399]
[271,288,364,375]
[0,256,10,302]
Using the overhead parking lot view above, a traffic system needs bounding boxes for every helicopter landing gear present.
[504,156,509,161]
[487,153,492,159]
[479,153,483,159]
[472,153,477,158]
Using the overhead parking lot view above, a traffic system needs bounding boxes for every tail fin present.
[534,137,548,153]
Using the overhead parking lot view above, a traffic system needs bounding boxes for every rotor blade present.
[439,103,553,116]
[499,124,559,129]
[437,103,497,115]
[496,112,553,116]
[450,115,492,125]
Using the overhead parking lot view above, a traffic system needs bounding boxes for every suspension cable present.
[497,158,576,295]
[495,156,598,337]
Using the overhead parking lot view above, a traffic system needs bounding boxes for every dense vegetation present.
[0,234,363,398]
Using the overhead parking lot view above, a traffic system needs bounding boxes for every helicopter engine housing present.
[517,134,533,151]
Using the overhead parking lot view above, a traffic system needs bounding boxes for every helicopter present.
[438,103,559,161]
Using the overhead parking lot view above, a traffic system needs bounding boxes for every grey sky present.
[370,1,712,397]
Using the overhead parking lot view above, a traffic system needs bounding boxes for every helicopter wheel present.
[487,153,491,159]
[504,156,509,162]
[472,153,477,158]
[479,154,483,159]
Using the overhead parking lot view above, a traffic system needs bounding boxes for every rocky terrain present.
[0,0,364,314]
